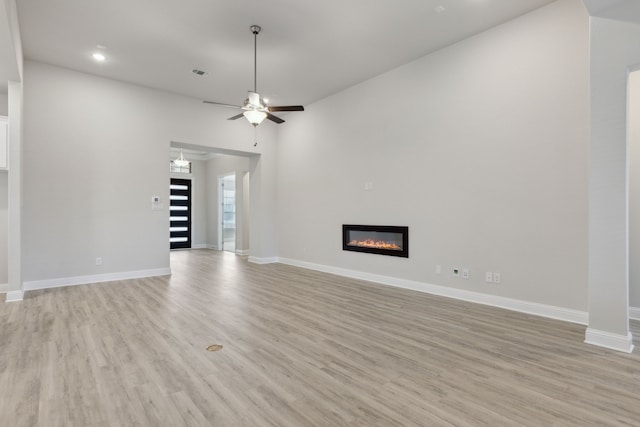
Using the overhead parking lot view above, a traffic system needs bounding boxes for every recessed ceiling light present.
[92,52,106,62]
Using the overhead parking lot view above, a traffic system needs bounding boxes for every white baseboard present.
[236,249,250,256]
[630,306,640,320]
[192,244,208,249]
[206,245,218,250]
[248,256,279,265]
[23,267,172,292]
[277,257,589,326]
[0,283,7,293]
[584,328,635,353]
[6,290,24,302]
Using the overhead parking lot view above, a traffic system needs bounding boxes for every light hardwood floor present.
[1,249,640,426]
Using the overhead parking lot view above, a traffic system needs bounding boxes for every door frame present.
[218,173,236,252]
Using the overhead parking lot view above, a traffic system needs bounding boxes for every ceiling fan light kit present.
[243,110,267,125]
[203,25,304,128]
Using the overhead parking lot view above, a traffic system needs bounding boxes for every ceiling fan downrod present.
[250,25,261,94]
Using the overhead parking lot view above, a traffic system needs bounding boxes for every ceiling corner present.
[582,0,640,25]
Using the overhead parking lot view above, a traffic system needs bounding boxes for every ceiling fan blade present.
[267,105,305,112]
[266,112,285,124]
[203,100,243,109]
[227,113,245,120]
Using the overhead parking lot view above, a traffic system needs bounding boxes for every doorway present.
[170,178,192,249]
[219,174,236,253]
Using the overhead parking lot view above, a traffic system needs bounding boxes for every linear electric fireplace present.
[342,224,409,258]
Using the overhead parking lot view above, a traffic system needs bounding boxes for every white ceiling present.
[13,0,558,107]
[169,146,221,161]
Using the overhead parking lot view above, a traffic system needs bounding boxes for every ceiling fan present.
[203,25,304,127]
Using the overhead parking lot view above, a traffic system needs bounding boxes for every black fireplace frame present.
[342,224,409,258]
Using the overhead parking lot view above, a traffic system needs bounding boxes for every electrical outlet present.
[96,257,102,266]
[462,268,469,279]
[493,272,501,284]
[435,265,441,274]
[485,272,493,283]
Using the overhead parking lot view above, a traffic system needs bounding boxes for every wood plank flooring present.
[1,249,640,426]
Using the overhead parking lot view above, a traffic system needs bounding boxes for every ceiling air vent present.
[192,69,207,76]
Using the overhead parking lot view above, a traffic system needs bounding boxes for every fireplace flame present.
[348,239,402,250]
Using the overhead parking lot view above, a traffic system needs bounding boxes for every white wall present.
[7,80,22,296]
[276,0,589,310]
[2,0,24,298]
[0,113,6,288]
[242,171,250,252]
[22,61,278,283]
[0,171,7,286]
[629,70,640,310]
[586,14,640,349]
[0,93,7,116]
